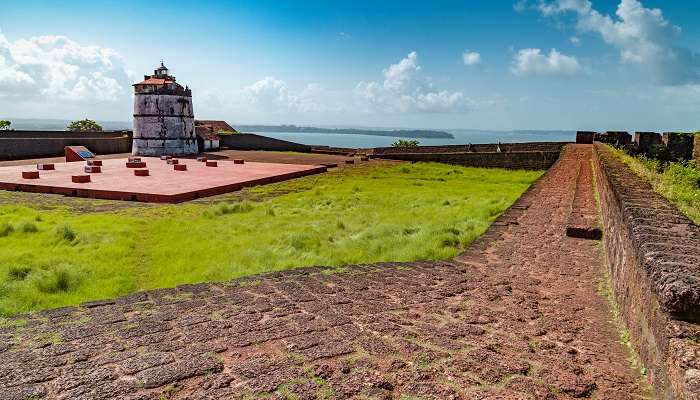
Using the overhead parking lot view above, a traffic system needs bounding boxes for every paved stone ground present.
[0,145,649,399]
[0,150,384,210]
[565,153,602,239]
[0,150,354,168]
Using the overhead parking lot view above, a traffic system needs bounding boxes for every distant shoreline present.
[235,125,454,139]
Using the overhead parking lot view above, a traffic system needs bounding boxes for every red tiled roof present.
[134,78,175,86]
[195,120,237,133]
[195,125,221,141]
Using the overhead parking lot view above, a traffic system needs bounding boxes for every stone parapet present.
[372,150,561,170]
[635,131,663,155]
[0,137,131,161]
[595,131,632,146]
[593,143,700,399]
[372,142,566,155]
[576,131,595,144]
[663,133,694,160]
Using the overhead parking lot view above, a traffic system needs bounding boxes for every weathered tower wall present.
[132,93,197,156]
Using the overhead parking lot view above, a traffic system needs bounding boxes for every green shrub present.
[8,266,31,281]
[610,145,700,224]
[648,144,671,162]
[391,139,420,148]
[16,221,38,233]
[0,222,13,237]
[55,223,76,242]
[33,266,74,294]
[204,201,254,217]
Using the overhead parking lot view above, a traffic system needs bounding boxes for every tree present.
[391,139,420,148]
[68,119,103,132]
[0,120,11,131]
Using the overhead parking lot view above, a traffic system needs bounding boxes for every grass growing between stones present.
[608,145,700,224]
[0,162,541,316]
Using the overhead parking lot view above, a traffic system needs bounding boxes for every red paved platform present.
[0,158,327,203]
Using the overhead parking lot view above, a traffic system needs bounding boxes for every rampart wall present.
[0,131,132,160]
[593,143,700,399]
[371,142,567,169]
[372,142,566,155]
[0,130,129,139]
[219,134,311,152]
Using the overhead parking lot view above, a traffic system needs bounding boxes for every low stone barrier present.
[372,142,566,155]
[0,137,132,161]
[0,130,129,139]
[373,149,561,169]
[664,133,695,161]
[219,133,311,152]
[593,143,700,399]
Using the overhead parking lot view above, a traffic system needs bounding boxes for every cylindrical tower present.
[132,63,198,156]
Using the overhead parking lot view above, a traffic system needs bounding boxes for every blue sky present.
[1,0,699,131]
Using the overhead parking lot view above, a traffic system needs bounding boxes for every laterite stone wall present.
[371,142,566,170]
[593,143,700,399]
[0,137,132,161]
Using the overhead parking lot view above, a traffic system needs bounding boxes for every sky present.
[1,0,700,131]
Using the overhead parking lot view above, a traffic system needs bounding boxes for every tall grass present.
[608,146,700,224]
[0,162,542,316]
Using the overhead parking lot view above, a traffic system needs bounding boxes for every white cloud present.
[513,0,529,13]
[536,0,700,85]
[537,0,591,16]
[463,51,481,66]
[0,30,130,101]
[226,77,340,114]
[354,51,469,113]
[210,51,472,117]
[569,36,581,45]
[511,48,583,76]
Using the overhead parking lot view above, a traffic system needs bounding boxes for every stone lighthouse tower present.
[132,62,198,156]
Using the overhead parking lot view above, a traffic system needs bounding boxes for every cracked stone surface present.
[0,145,648,399]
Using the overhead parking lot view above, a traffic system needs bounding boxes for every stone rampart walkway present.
[1,145,647,399]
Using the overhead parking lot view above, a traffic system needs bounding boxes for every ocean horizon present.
[251,129,576,148]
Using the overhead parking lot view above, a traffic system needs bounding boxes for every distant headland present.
[234,125,455,139]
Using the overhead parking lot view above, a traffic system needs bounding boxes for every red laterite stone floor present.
[0,157,327,203]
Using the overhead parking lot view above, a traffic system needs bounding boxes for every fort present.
[0,66,698,399]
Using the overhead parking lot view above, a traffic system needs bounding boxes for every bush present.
[8,266,31,281]
[204,201,254,218]
[55,223,76,242]
[67,119,102,132]
[610,145,700,224]
[648,144,671,162]
[0,222,14,237]
[33,266,74,294]
[391,139,420,148]
[16,221,38,233]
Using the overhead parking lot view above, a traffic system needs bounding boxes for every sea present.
[249,129,575,148]
[4,119,576,148]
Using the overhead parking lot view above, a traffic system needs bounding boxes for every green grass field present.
[0,162,542,316]
[609,146,700,224]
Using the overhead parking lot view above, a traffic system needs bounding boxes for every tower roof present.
[136,77,176,85]
[133,61,190,96]
[155,61,168,73]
